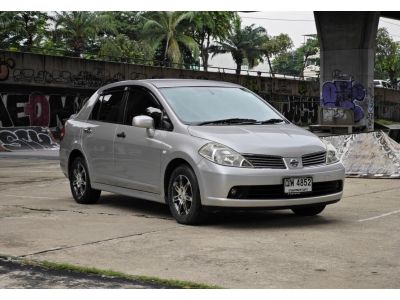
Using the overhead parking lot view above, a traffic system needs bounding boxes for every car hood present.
[188,124,326,157]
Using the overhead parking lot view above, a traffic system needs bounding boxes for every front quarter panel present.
[159,130,210,202]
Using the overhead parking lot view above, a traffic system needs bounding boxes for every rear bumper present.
[196,159,345,208]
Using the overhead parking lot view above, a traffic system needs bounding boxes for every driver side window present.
[124,87,172,131]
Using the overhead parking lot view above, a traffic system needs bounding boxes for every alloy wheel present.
[171,175,193,215]
[72,162,87,198]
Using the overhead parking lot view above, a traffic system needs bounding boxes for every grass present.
[375,118,400,126]
[1,255,220,289]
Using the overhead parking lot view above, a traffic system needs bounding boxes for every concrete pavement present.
[0,158,399,288]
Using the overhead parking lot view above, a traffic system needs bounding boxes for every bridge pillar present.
[314,12,380,131]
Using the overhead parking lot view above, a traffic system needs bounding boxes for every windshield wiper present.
[198,118,258,126]
[258,118,285,124]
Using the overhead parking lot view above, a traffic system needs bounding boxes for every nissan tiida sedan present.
[60,79,345,224]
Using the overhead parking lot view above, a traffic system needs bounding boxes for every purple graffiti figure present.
[321,80,366,122]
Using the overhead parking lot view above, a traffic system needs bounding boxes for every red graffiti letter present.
[24,94,50,126]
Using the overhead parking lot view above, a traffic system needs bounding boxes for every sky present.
[208,11,400,72]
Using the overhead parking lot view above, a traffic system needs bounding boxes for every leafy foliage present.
[53,11,116,57]
[262,33,293,76]
[375,27,400,84]
[98,34,154,63]
[272,37,319,77]
[0,11,49,51]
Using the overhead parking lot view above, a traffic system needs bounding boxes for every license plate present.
[284,177,312,194]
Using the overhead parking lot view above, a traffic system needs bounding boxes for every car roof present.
[97,79,241,92]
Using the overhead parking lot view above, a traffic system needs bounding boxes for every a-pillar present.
[314,12,380,131]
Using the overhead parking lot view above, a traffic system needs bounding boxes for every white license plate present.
[284,177,312,194]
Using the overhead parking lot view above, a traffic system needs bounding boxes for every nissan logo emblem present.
[289,159,299,168]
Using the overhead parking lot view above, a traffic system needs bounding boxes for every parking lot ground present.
[0,158,399,288]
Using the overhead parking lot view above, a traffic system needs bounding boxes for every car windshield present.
[159,86,285,125]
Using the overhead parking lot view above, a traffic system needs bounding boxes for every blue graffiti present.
[321,80,366,122]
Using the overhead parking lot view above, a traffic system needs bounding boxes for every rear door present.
[81,87,127,185]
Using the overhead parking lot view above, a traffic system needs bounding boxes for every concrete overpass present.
[314,12,400,132]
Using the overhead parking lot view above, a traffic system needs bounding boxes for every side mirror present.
[146,107,162,119]
[132,115,154,129]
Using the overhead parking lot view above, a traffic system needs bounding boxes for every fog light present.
[229,188,238,197]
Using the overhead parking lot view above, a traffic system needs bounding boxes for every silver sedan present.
[60,79,345,224]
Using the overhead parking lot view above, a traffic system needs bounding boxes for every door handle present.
[83,127,92,134]
[116,132,126,138]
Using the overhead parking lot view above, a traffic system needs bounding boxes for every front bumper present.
[196,158,345,208]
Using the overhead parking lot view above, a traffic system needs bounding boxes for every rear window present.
[91,90,125,124]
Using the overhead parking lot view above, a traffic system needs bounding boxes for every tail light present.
[60,126,66,141]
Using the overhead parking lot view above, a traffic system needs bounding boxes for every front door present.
[114,87,167,194]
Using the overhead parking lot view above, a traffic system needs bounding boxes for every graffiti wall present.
[0,50,320,97]
[0,127,59,151]
[0,92,89,131]
[268,96,319,125]
[1,50,400,131]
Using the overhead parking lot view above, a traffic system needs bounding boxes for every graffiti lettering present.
[269,96,319,125]
[0,127,59,151]
[0,55,16,81]
[0,93,89,130]
[24,94,50,126]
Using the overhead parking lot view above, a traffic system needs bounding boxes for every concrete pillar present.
[314,12,380,131]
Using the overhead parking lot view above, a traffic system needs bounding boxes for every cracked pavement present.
[0,157,399,288]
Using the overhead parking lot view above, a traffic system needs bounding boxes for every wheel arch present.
[163,158,196,203]
[68,149,85,177]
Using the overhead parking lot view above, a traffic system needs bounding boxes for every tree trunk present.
[266,54,274,77]
[202,51,209,71]
[301,54,309,78]
[164,38,170,66]
[202,35,211,71]
[236,63,241,75]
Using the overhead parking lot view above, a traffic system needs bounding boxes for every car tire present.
[69,156,101,204]
[292,205,326,216]
[167,164,207,225]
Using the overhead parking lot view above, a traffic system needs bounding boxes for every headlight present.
[199,142,253,168]
[323,140,339,164]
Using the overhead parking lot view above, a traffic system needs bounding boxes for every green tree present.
[142,11,199,66]
[299,37,319,77]
[375,27,400,84]
[98,33,153,63]
[211,17,267,75]
[189,11,236,71]
[272,50,302,75]
[272,37,319,77]
[262,33,293,76]
[0,11,48,51]
[98,11,144,40]
[54,11,116,57]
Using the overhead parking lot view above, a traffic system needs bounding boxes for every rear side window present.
[92,90,125,123]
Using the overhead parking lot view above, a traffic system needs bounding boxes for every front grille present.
[243,154,286,169]
[302,151,326,167]
[228,180,343,199]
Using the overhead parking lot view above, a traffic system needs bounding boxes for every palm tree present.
[142,11,199,66]
[189,11,236,71]
[0,11,48,51]
[54,12,115,57]
[211,17,267,75]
